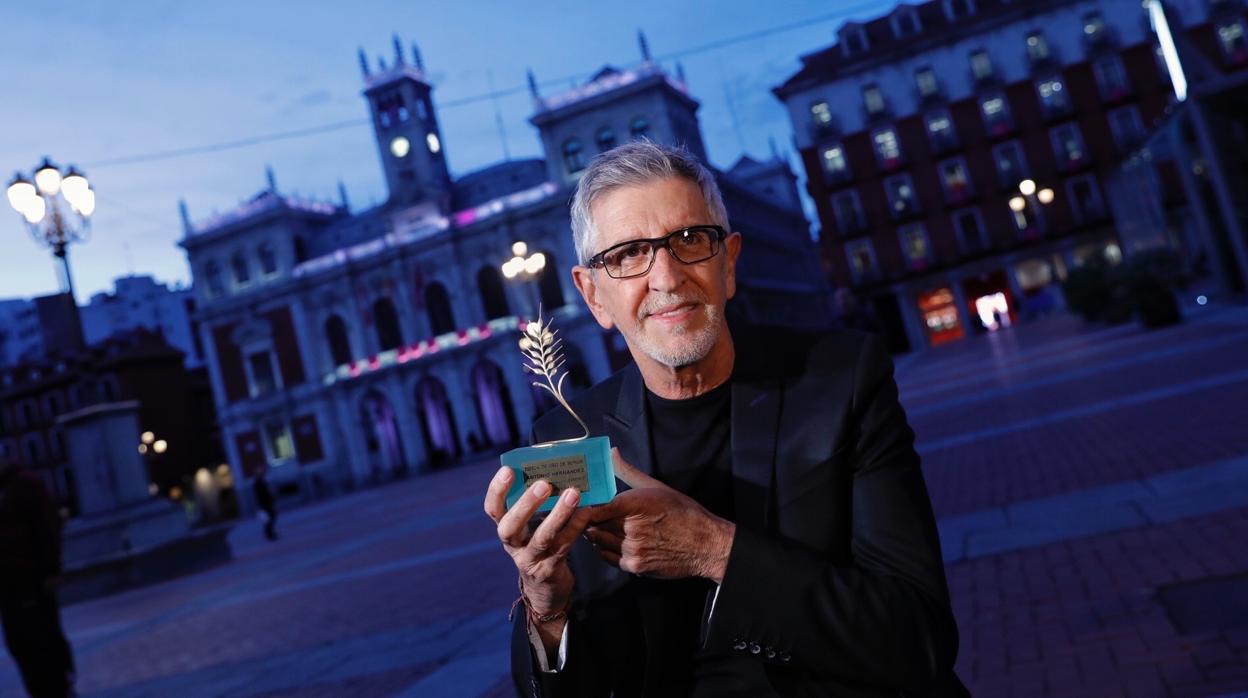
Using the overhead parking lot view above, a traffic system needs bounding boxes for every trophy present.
[501,313,615,512]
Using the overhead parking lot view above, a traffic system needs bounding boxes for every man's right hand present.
[484,467,593,654]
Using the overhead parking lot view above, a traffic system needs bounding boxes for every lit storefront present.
[917,287,963,345]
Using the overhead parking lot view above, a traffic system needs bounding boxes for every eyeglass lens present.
[602,228,719,278]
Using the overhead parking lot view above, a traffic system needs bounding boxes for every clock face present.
[426,132,441,154]
[390,136,411,158]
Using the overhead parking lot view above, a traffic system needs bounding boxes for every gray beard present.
[633,302,722,368]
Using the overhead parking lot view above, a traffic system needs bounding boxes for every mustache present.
[638,291,709,320]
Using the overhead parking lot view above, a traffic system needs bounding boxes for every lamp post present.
[1008,178,1055,237]
[500,241,547,318]
[7,158,95,300]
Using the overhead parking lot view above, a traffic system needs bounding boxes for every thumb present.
[612,448,667,490]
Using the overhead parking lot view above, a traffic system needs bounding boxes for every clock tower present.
[360,36,452,210]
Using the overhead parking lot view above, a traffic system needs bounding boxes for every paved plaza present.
[3,303,1247,697]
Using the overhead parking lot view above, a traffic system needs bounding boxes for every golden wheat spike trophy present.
[501,312,615,512]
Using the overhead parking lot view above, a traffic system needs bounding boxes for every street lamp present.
[7,158,95,299]
[501,240,547,317]
[1009,179,1055,235]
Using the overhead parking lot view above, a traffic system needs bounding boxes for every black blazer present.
[511,327,968,697]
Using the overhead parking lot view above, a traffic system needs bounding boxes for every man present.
[484,141,966,696]
[0,445,76,698]
[253,466,279,542]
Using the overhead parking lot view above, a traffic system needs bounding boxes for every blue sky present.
[0,1,893,302]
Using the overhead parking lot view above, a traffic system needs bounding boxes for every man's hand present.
[585,449,735,583]
[484,467,592,654]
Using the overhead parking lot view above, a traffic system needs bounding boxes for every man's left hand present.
[585,449,735,583]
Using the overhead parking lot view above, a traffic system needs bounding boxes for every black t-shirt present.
[644,380,771,696]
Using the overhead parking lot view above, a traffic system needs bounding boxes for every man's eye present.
[620,243,648,259]
[677,231,706,247]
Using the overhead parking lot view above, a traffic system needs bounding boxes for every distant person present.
[0,447,76,698]
[252,468,279,541]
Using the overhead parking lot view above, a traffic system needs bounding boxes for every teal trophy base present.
[501,436,615,512]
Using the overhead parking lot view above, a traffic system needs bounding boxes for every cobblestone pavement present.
[2,304,1246,697]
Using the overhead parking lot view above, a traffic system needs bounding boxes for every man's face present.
[572,177,741,369]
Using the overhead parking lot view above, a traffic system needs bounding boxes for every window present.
[1093,57,1130,100]
[944,0,975,20]
[1067,175,1106,223]
[1083,12,1107,43]
[325,315,352,367]
[980,94,1014,136]
[1108,106,1145,152]
[832,191,866,235]
[1051,123,1089,170]
[925,111,959,152]
[939,159,973,203]
[373,299,403,351]
[841,26,868,56]
[970,49,994,80]
[1026,32,1050,62]
[477,266,510,320]
[231,252,250,286]
[872,128,903,167]
[425,282,455,336]
[915,68,939,98]
[595,127,616,152]
[899,224,932,269]
[204,260,224,298]
[630,116,650,139]
[892,9,921,38]
[1036,77,1070,118]
[820,143,850,180]
[1217,21,1248,65]
[810,101,834,130]
[1011,202,1042,236]
[562,139,586,174]
[845,239,878,282]
[993,141,1030,188]
[862,84,885,115]
[953,208,988,253]
[884,174,920,219]
[248,350,277,397]
[293,236,308,263]
[258,243,278,276]
[264,419,295,462]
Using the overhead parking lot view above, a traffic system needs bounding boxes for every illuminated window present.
[810,101,834,127]
[993,141,1029,188]
[1036,77,1070,117]
[264,419,294,462]
[1051,123,1088,169]
[980,94,1014,136]
[1026,32,1050,62]
[915,67,939,97]
[845,239,878,282]
[820,144,850,179]
[970,49,994,80]
[1217,21,1247,64]
[832,191,866,235]
[884,174,920,218]
[899,224,932,269]
[862,84,886,115]
[925,111,959,151]
[1108,106,1145,151]
[562,138,586,174]
[939,159,973,203]
[872,128,903,166]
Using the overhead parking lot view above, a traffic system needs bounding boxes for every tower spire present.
[638,29,652,63]
[358,47,371,78]
[178,198,192,236]
[265,165,277,192]
[392,34,405,65]
[411,42,425,73]
[337,180,350,211]
[527,68,540,100]
[676,61,687,84]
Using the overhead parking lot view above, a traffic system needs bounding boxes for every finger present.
[483,467,514,523]
[584,526,623,555]
[549,507,595,558]
[596,546,622,568]
[529,488,580,554]
[612,448,668,490]
[497,480,552,547]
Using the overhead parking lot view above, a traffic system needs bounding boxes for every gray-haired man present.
[484,141,966,696]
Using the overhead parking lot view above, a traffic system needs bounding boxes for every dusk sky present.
[1,1,893,303]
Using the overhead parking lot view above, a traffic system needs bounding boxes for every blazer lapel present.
[730,339,783,532]
[603,363,654,481]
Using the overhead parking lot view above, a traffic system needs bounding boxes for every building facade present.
[180,36,831,500]
[80,274,203,367]
[775,0,1248,351]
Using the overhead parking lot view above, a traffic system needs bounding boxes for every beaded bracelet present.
[508,575,571,624]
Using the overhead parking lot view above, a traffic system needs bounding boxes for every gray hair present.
[569,140,729,264]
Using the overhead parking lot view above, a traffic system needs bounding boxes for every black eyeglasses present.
[585,225,727,279]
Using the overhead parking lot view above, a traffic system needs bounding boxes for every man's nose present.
[647,246,688,291]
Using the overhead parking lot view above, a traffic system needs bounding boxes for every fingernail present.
[496,466,511,480]
[562,488,578,504]
[532,481,550,498]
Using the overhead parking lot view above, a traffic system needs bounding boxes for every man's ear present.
[572,265,616,330]
[723,231,742,300]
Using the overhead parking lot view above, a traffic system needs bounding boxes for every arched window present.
[538,250,565,310]
[630,116,650,139]
[596,126,616,152]
[293,236,308,263]
[562,138,586,174]
[258,242,278,275]
[425,282,455,336]
[204,260,224,297]
[231,252,250,286]
[325,315,352,366]
[373,298,403,351]
[477,267,510,320]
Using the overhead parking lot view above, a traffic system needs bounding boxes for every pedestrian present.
[252,467,279,541]
[0,445,76,698]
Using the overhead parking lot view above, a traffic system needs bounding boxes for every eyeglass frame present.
[584,225,728,279]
